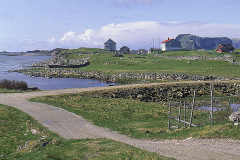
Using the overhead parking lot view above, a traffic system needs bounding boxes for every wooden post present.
[189,90,196,127]
[210,84,214,126]
[168,102,171,129]
[184,101,186,127]
[177,102,181,129]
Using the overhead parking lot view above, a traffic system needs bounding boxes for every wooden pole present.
[184,101,186,127]
[210,84,214,126]
[177,102,181,129]
[189,90,196,127]
[168,102,171,129]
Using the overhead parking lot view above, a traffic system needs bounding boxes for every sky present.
[1,0,240,52]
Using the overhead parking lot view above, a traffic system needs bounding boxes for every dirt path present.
[1,81,240,160]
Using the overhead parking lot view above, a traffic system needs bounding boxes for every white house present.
[161,38,182,51]
[104,39,116,51]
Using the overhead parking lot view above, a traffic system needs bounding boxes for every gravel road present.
[1,81,240,160]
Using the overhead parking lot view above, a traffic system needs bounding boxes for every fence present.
[168,84,240,129]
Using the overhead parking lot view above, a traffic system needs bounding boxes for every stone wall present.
[154,54,240,66]
[16,68,226,82]
[32,55,90,68]
[88,81,240,102]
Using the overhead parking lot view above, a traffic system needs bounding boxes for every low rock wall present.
[89,81,240,102]
[32,55,90,68]
[154,54,240,66]
[16,68,225,82]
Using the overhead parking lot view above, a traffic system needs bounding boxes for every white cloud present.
[51,21,240,50]
[60,31,77,41]
[2,21,240,52]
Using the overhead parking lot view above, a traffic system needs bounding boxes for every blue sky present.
[1,0,240,51]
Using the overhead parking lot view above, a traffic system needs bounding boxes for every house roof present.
[120,46,130,49]
[104,39,116,44]
[218,44,234,50]
[161,38,173,43]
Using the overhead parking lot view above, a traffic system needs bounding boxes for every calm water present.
[0,54,116,90]
[198,104,240,112]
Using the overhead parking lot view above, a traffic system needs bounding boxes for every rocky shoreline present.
[32,54,90,68]
[12,53,240,83]
[14,67,240,83]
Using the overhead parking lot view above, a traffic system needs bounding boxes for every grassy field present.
[0,104,172,159]
[30,93,240,140]
[58,49,240,78]
[0,89,26,93]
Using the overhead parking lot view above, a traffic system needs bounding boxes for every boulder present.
[229,111,240,122]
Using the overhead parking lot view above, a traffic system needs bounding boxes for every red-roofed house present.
[161,38,182,51]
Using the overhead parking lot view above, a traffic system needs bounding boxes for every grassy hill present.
[58,48,240,78]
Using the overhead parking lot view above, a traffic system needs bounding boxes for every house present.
[216,44,235,53]
[120,46,130,53]
[161,38,182,51]
[104,39,116,51]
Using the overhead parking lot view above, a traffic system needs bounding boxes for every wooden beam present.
[170,116,198,127]
[168,102,171,129]
[210,84,214,126]
[189,90,196,127]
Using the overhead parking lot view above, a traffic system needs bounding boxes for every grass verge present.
[0,89,28,94]
[0,104,172,159]
[30,93,240,140]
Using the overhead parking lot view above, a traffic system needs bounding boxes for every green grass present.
[60,48,108,60]
[0,104,171,159]
[161,50,215,57]
[56,49,240,78]
[0,88,28,93]
[21,49,240,81]
[30,93,240,140]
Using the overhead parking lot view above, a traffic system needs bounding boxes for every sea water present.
[0,54,116,90]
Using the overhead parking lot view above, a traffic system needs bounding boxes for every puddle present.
[42,121,53,124]
[197,104,240,112]
[51,108,59,111]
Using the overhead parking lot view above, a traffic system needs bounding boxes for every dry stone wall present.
[89,82,240,102]
[154,54,240,66]
[16,68,223,82]
[32,55,90,68]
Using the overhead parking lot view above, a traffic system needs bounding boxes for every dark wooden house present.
[120,46,130,53]
[216,44,235,53]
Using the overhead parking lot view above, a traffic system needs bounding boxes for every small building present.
[120,46,130,53]
[104,39,116,51]
[161,38,182,51]
[216,44,235,53]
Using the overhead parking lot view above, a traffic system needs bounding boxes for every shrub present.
[0,79,28,90]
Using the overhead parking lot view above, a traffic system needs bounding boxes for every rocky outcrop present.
[232,38,240,49]
[176,34,233,50]
[32,55,90,68]
[229,111,240,122]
